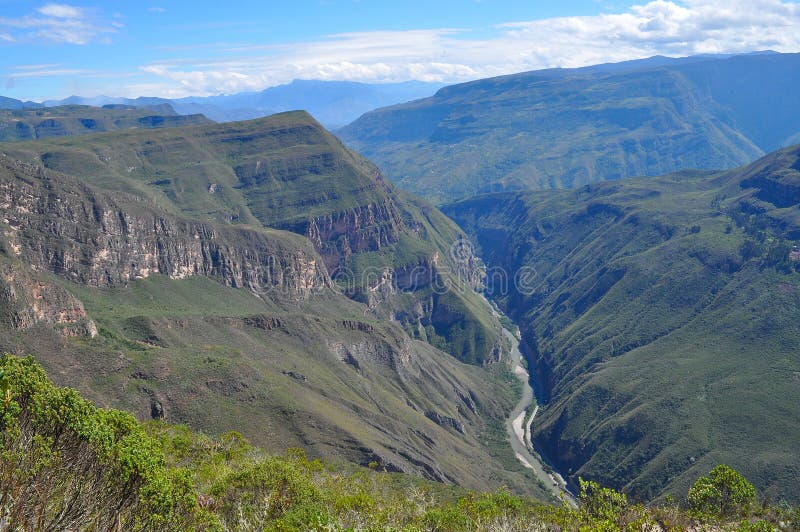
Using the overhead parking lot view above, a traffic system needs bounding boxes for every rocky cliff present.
[0,261,97,338]
[0,157,330,301]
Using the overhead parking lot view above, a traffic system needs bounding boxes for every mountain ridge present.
[0,79,445,128]
[0,124,541,495]
[0,104,212,142]
[340,52,800,203]
[1,111,503,365]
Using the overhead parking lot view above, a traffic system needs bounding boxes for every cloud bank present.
[132,0,800,97]
[2,0,800,98]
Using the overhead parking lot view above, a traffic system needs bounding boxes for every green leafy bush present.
[0,354,212,530]
[688,464,757,520]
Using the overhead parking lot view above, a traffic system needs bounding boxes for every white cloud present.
[147,7,167,13]
[0,4,116,45]
[5,0,798,99]
[10,68,97,79]
[37,4,81,19]
[127,0,800,97]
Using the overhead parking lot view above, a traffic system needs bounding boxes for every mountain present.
[0,105,211,141]
[2,111,501,365]
[37,80,445,128]
[340,52,800,203]
[443,143,800,502]
[187,79,447,128]
[0,113,536,493]
[0,96,44,110]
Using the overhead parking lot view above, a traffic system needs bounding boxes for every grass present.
[4,353,796,530]
[63,276,278,321]
[0,264,539,497]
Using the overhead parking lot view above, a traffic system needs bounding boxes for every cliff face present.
[0,262,97,337]
[302,198,405,272]
[0,115,550,498]
[0,157,330,301]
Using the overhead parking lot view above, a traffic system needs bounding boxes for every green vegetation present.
[444,145,800,502]
[0,355,203,530]
[3,270,535,495]
[340,53,800,203]
[688,465,757,520]
[2,354,796,530]
[0,114,519,502]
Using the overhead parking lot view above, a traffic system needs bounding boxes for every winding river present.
[487,301,577,505]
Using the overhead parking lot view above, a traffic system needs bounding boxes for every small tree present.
[688,464,757,520]
[579,478,628,524]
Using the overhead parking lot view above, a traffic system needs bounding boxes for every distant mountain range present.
[0,79,444,128]
[340,52,800,203]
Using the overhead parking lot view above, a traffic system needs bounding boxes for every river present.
[487,301,577,505]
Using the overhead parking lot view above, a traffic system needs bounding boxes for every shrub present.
[688,464,757,520]
[0,354,209,530]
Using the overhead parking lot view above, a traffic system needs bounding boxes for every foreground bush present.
[0,355,211,530]
[1,354,797,531]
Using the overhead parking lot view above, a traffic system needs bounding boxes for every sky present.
[1,0,800,101]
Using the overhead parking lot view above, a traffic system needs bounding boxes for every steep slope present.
[443,144,800,502]
[0,105,212,142]
[2,112,501,365]
[341,52,800,203]
[0,154,544,496]
[3,353,787,530]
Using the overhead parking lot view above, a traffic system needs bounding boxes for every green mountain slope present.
[443,144,800,502]
[0,104,212,142]
[0,154,541,495]
[341,53,800,203]
[1,111,501,365]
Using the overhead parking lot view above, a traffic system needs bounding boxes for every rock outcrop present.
[0,262,97,337]
[303,198,405,271]
[0,157,330,301]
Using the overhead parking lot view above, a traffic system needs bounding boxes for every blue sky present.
[1,0,799,100]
